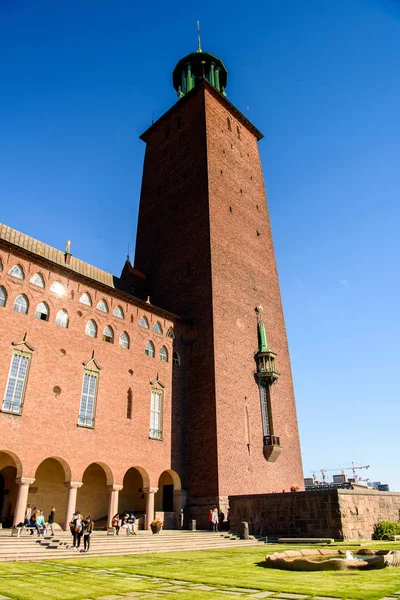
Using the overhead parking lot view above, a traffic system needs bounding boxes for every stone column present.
[13,478,35,527]
[64,482,83,530]
[144,487,158,529]
[107,484,123,530]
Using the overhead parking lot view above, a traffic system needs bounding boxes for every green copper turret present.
[254,306,280,384]
[172,51,228,98]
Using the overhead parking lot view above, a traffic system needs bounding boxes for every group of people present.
[22,504,56,537]
[69,512,94,552]
[111,512,137,536]
[208,508,225,532]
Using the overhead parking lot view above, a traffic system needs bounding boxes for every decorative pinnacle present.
[197,20,202,52]
[65,239,71,254]
[255,305,270,353]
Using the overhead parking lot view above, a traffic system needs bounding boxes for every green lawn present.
[0,543,399,600]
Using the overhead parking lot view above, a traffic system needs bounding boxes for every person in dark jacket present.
[82,516,94,553]
[48,506,56,536]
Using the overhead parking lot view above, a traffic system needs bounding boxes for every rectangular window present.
[149,388,163,439]
[2,351,31,414]
[78,370,98,427]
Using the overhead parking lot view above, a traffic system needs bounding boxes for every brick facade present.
[1,54,303,531]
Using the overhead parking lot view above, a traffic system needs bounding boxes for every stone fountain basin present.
[264,548,400,571]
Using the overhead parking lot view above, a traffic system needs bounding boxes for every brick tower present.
[134,45,303,524]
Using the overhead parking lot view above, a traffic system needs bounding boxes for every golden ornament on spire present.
[197,20,202,52]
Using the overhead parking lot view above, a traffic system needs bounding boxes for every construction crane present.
[315,463,370,484]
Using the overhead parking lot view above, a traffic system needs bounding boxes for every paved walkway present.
[0,563,399,600]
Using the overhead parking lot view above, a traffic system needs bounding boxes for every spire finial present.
[197,20,202,53]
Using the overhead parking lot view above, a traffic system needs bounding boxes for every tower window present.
[55,309,69,328]
[34,302,49,321]
[79,292,92,306]
[150,388,163,439]
[145,341,155,357]
[8,264,24,279]
[85,320,97,338]
[119,332,130,349]
[127,388,133,419]
[237,126,241,139]
[173,351,180,366]
[2,351,31,414]
[259,381,273,438]
[159,346,168,362]
[102,326,114,343]
[166,327,175,339]
[78,370,98,427]
[13,294,28,314]
[227,117,231,131]
[30,273,45,288]
[0,286,7,307]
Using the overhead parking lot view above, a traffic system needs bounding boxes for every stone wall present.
[229,488,400,540]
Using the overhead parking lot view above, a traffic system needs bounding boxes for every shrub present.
[372,520,400,540]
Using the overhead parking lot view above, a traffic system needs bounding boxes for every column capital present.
[15,477,35,486]
[143,487,158,494]
[107,484,123,492]
[64,481,83,490]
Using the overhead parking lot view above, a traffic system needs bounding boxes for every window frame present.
[34,301,49,321]
[79,292,92,306]
[8,264,24,279]
[0,286,7,307]
[159,346,168,362]
[77,369,98,428]
[13,294,28,314]
[149,387,163,440]
[55,309,69,328]
[1,350,31,415]
[152,321,163,334]
[172,351,180,366]
[102,325,114,343]
[113,305,124,319]
[139,315,149,328]
[145,341,155,357]
[96,299,109,313]
[85,319,97,338]
[119,332,130,349]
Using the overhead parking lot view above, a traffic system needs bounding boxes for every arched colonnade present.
[0,451,185,531]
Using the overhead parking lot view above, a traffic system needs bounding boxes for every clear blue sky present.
[1,1,399,490]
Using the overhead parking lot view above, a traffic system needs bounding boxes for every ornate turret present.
[254,306,282,463]
[172,26,228,98]
[255,306,280,384]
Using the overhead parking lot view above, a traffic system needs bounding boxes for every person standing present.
[24,504,32,527]
[129,513,137,535]
[112,513,121,535]
[70,511,83,549]
[82,516,94,553]
[212,508,219,532]
[208,509,213,532]
[48,507,56,536]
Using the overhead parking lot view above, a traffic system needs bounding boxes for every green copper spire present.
[256,305,270,353]
[172,28,228,98]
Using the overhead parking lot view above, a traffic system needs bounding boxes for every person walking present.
[48,506,56,536]
[129,513,137,535]
[24,504,32,527]
[82,516,94,553]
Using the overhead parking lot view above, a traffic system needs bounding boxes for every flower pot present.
[151,525,161,534]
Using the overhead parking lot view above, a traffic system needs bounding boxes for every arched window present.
[166,327,175,339]
[145,341,154,357]
[227,117,232,131]
[13,294,28,314]
[30,273,45,287]
[79,292,92,306]
[102,325,114,343]
[159,346,168,362]
[50,281,65,296]
[34,302,49,321]
[113,305,124,319]
[85,320,97,338]
[8,264,24,279]
[55,309,69,328]
[152,321,163,334]
[150,388,163,439]
[96,299,108,313]
[139,316,149,328]
[2,350,31,414]
[119,332,130,349]
[173,351,181,366]
[0,286,7,307]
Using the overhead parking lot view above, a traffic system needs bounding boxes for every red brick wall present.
[134,83,303,505]
[0,246,185,491]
